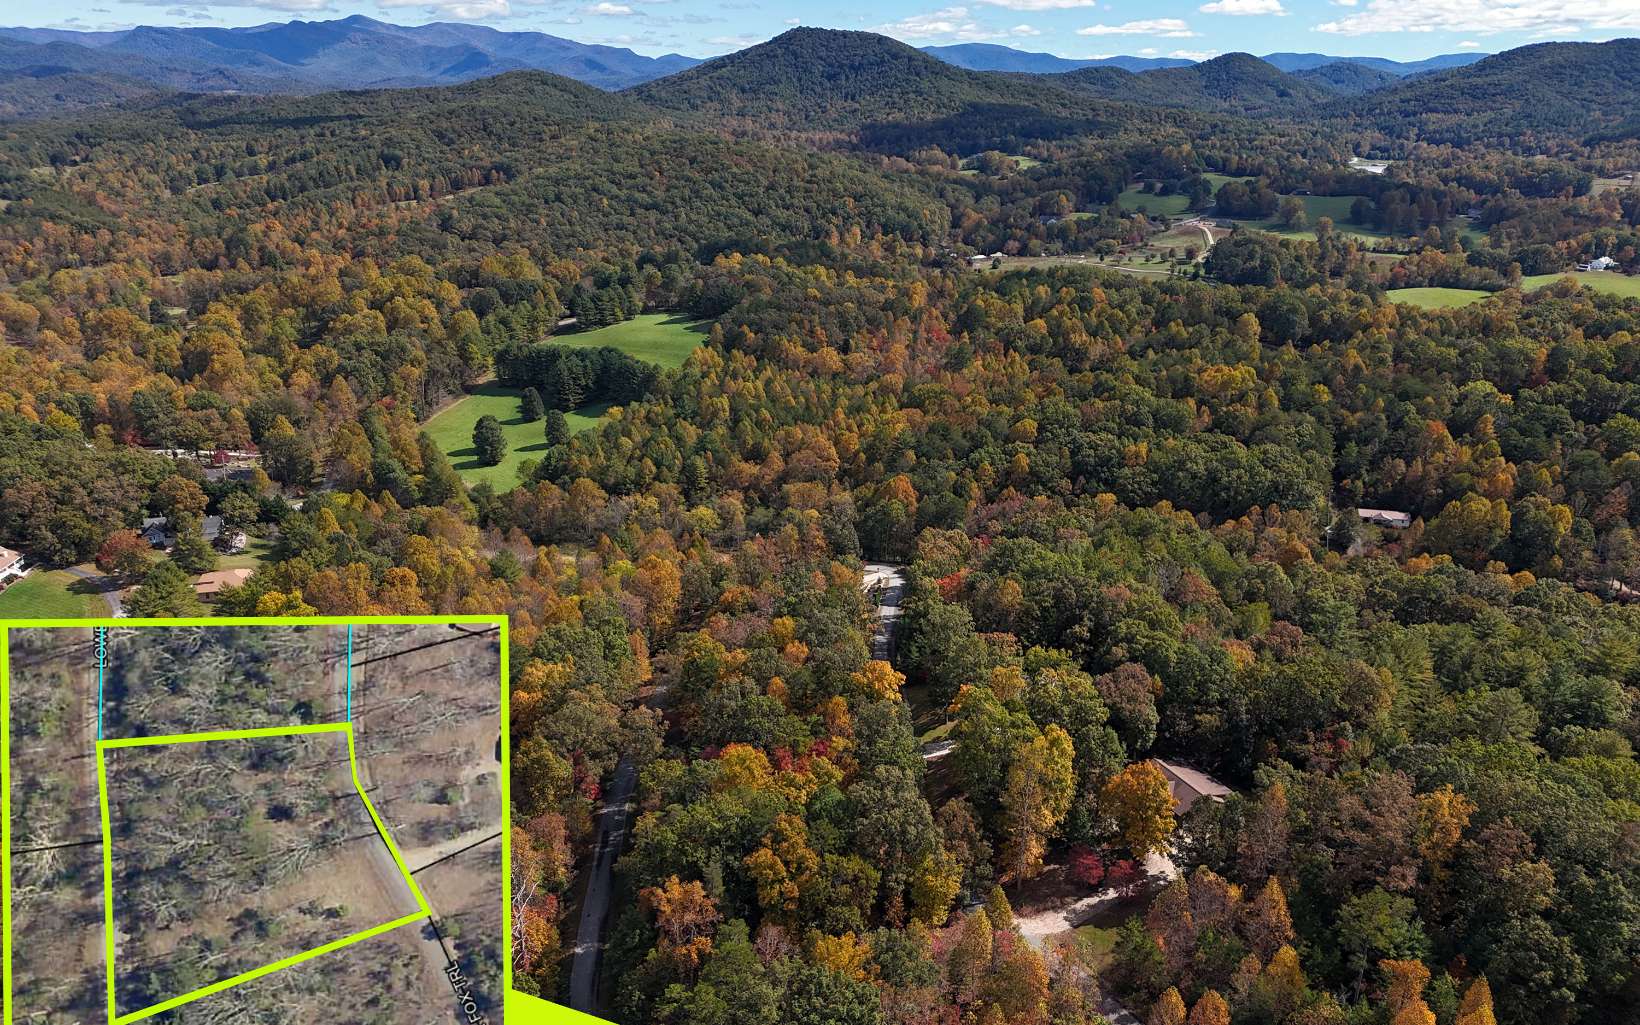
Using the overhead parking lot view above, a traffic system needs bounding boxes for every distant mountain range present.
[0,15,701,99]
[919,44,1193,74]
[922,43,1486,77]
[14,16,1619,138]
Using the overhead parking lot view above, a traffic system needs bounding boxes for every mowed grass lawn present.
[1386,287,1492,309]
[546,314,707,369]
[1522,272,1640,300]
[0,569,107,618]
[425,313,707,490]
[1386,274,1640,311]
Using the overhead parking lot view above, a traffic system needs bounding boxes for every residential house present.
[192,567,253,599]
[1153,759,1233,816]
[1357,507,1413,529]
[0,546,26,591]
[142,515,233,550]
[1577,256,1619,272]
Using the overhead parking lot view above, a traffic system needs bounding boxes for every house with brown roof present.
[1153,758,1233,816]
[192,567,253,599]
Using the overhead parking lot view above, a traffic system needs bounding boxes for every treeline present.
[495,343,659,412]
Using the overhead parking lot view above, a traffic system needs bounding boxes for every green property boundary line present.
[1,615,513,1025]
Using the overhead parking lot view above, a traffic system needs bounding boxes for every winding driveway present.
[62,565,122,617]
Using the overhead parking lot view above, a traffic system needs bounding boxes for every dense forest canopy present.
[3,21,1640,1025]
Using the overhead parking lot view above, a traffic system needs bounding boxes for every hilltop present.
[1053,53,1335,116]
[1339,38,1640,143]
[625,28,1100,132]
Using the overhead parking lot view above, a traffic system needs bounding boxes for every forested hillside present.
[2,21,1639,1025]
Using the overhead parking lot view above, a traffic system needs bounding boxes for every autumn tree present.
[1188,990,1230,1025]
[96,529,151,580]
[1149,987,1187,1025]
[999,725,1076,880]
[1101,761,1176,859]
[641,876,720,975]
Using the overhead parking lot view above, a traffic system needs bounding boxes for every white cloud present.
[583,1,634,13]
[875,6,1006,41]
[705,33,762,46]
[1076,18,1198,36]
[1011,23,1041,35]
[975,0,1094,9]
[121,0,331,11]
[1316,0,1640,36]
[1170,48,1219,59]
[1456,38,1480,47]
[784,17,800,25]
[1200,0,1285,13]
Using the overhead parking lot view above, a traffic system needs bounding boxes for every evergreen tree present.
[126,561,205,618]
[544,409,571,447]
[170,514,218,574]
[520,387,546,422]
[473,415,507,468]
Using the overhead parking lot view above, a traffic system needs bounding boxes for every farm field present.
[1523,271,1640,299]
[0,569,106,618]
[1235,194,1390,240]
[425,313,706,490]
[1386,287,1491,309]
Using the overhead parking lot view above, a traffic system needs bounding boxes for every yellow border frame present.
[2,616,514,1024]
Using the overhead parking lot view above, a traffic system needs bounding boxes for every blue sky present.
[8,0,1640,61]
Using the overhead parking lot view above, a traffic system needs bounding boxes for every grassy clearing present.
[549,313,708,369]
[217,537,275,571]
[1522,272,1640,300]
[0,570,107,618]
[1063,926,1119,972]
[1386,287,1491,309]
[1235,195,1388,241]
[424,386,578,491]
[425,314,706,490]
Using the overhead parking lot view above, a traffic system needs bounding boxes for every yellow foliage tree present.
[1188,990,1230,1025]
[1149,987,1187,1025]
[1101,760,1176,859]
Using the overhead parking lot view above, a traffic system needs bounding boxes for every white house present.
[1578,256,1618,272]
[0,546,26,590]
[1358,507,1413,530]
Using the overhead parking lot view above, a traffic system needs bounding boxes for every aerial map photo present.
[3,621,505,1023]
[2,0,1640,1023]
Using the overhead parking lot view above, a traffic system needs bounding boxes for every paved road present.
[862,562,906,662]
[922,738,957,761]
[63,566,122,616]
[568,758,638,1014]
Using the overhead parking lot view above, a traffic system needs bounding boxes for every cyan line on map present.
[95,626,107,741]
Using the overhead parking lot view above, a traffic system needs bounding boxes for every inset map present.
[4,620,507,1024]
